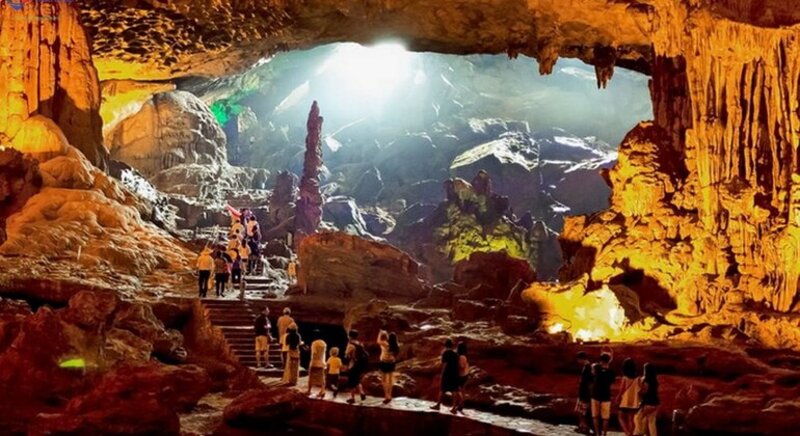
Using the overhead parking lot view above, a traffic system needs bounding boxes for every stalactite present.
[535,37,560,75]
[593,45,616,89]
[563,5,800,317]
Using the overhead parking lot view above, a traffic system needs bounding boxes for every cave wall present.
[561,5,800,322]
[0,1,107,167]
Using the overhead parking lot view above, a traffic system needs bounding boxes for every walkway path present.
[198,278,619,436]
[262,376,621,436]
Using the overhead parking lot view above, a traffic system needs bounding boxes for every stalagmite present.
[293,101,324,246]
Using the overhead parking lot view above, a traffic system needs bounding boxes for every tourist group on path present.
[252,306,471,411]
[575,349,660,436]
[195,207,262,298]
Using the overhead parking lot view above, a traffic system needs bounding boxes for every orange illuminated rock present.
[0,149,42,245]
[0,1,106,167]
[297,231,429,302]
[0,146,194,278]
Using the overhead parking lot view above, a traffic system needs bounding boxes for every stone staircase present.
[201,299,283,374]
[243,275,281,300]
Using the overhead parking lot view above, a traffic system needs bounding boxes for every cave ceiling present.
[80,1,800,84]
[77,0,657,81]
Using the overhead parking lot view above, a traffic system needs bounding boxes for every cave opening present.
[174,42,653,280]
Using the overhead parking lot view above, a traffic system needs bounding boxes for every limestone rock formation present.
[100,80,177,136]
[294,101,325,245]
[265,170,297,239]
[450,132,543,215]
[0,290,192,408]
[453,251,536,302]
[297,232,429,302]
[0,146,193,284]
[30,363,209,435]
[0,1,106,167]
[393,173,533,282]
[105,89,270,233]
[352,167,384,204]
[223,388,308,428]
[0,149,42,245]
[79,1,652,81]
[322,196,375,238]
[107,91,227,179]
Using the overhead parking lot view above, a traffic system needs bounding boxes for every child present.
[325,347,344,398]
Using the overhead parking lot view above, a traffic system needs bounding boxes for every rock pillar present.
[293,101,324,246]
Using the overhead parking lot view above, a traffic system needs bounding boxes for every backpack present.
[353,342,369,369]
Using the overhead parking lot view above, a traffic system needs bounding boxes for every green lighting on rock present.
[59,358,86,369]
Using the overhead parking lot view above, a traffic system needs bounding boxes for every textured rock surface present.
[79,0,653,81]
[0,1,106,167]
[0,149,42,245]
[223,388,308,428]
[528,2,800,350]
[0,146,193,283]
[294,101,325,245]
[107,91,227,178]
[0,290,187,400]
[393,173,534,282]
[264,170,298,240]
[297,232,429,302]
[453,251,536,302]
[29,363,208,435]
[323,196,374,238]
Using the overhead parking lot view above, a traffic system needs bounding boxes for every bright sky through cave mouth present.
[316,42,415,95]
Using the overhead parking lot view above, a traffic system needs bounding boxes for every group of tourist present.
[575,350,660,436]
[195,207,262,298]
[430,339,470,414]
[253,306,406,405]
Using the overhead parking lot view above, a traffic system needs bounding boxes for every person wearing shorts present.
[325,347,343,398]
[591,352,616,436]
[430,339,459,410]
[253,307,272,368]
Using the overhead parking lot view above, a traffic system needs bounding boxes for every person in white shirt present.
[307,330,327,397]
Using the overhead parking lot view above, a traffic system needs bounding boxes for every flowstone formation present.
[107,91,228,180]
[549,4,800,350]
[0,1,107,167]
[293,101,324,245]
[0,1,195,298]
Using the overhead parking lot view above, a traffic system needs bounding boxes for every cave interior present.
[1,0,800,435]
